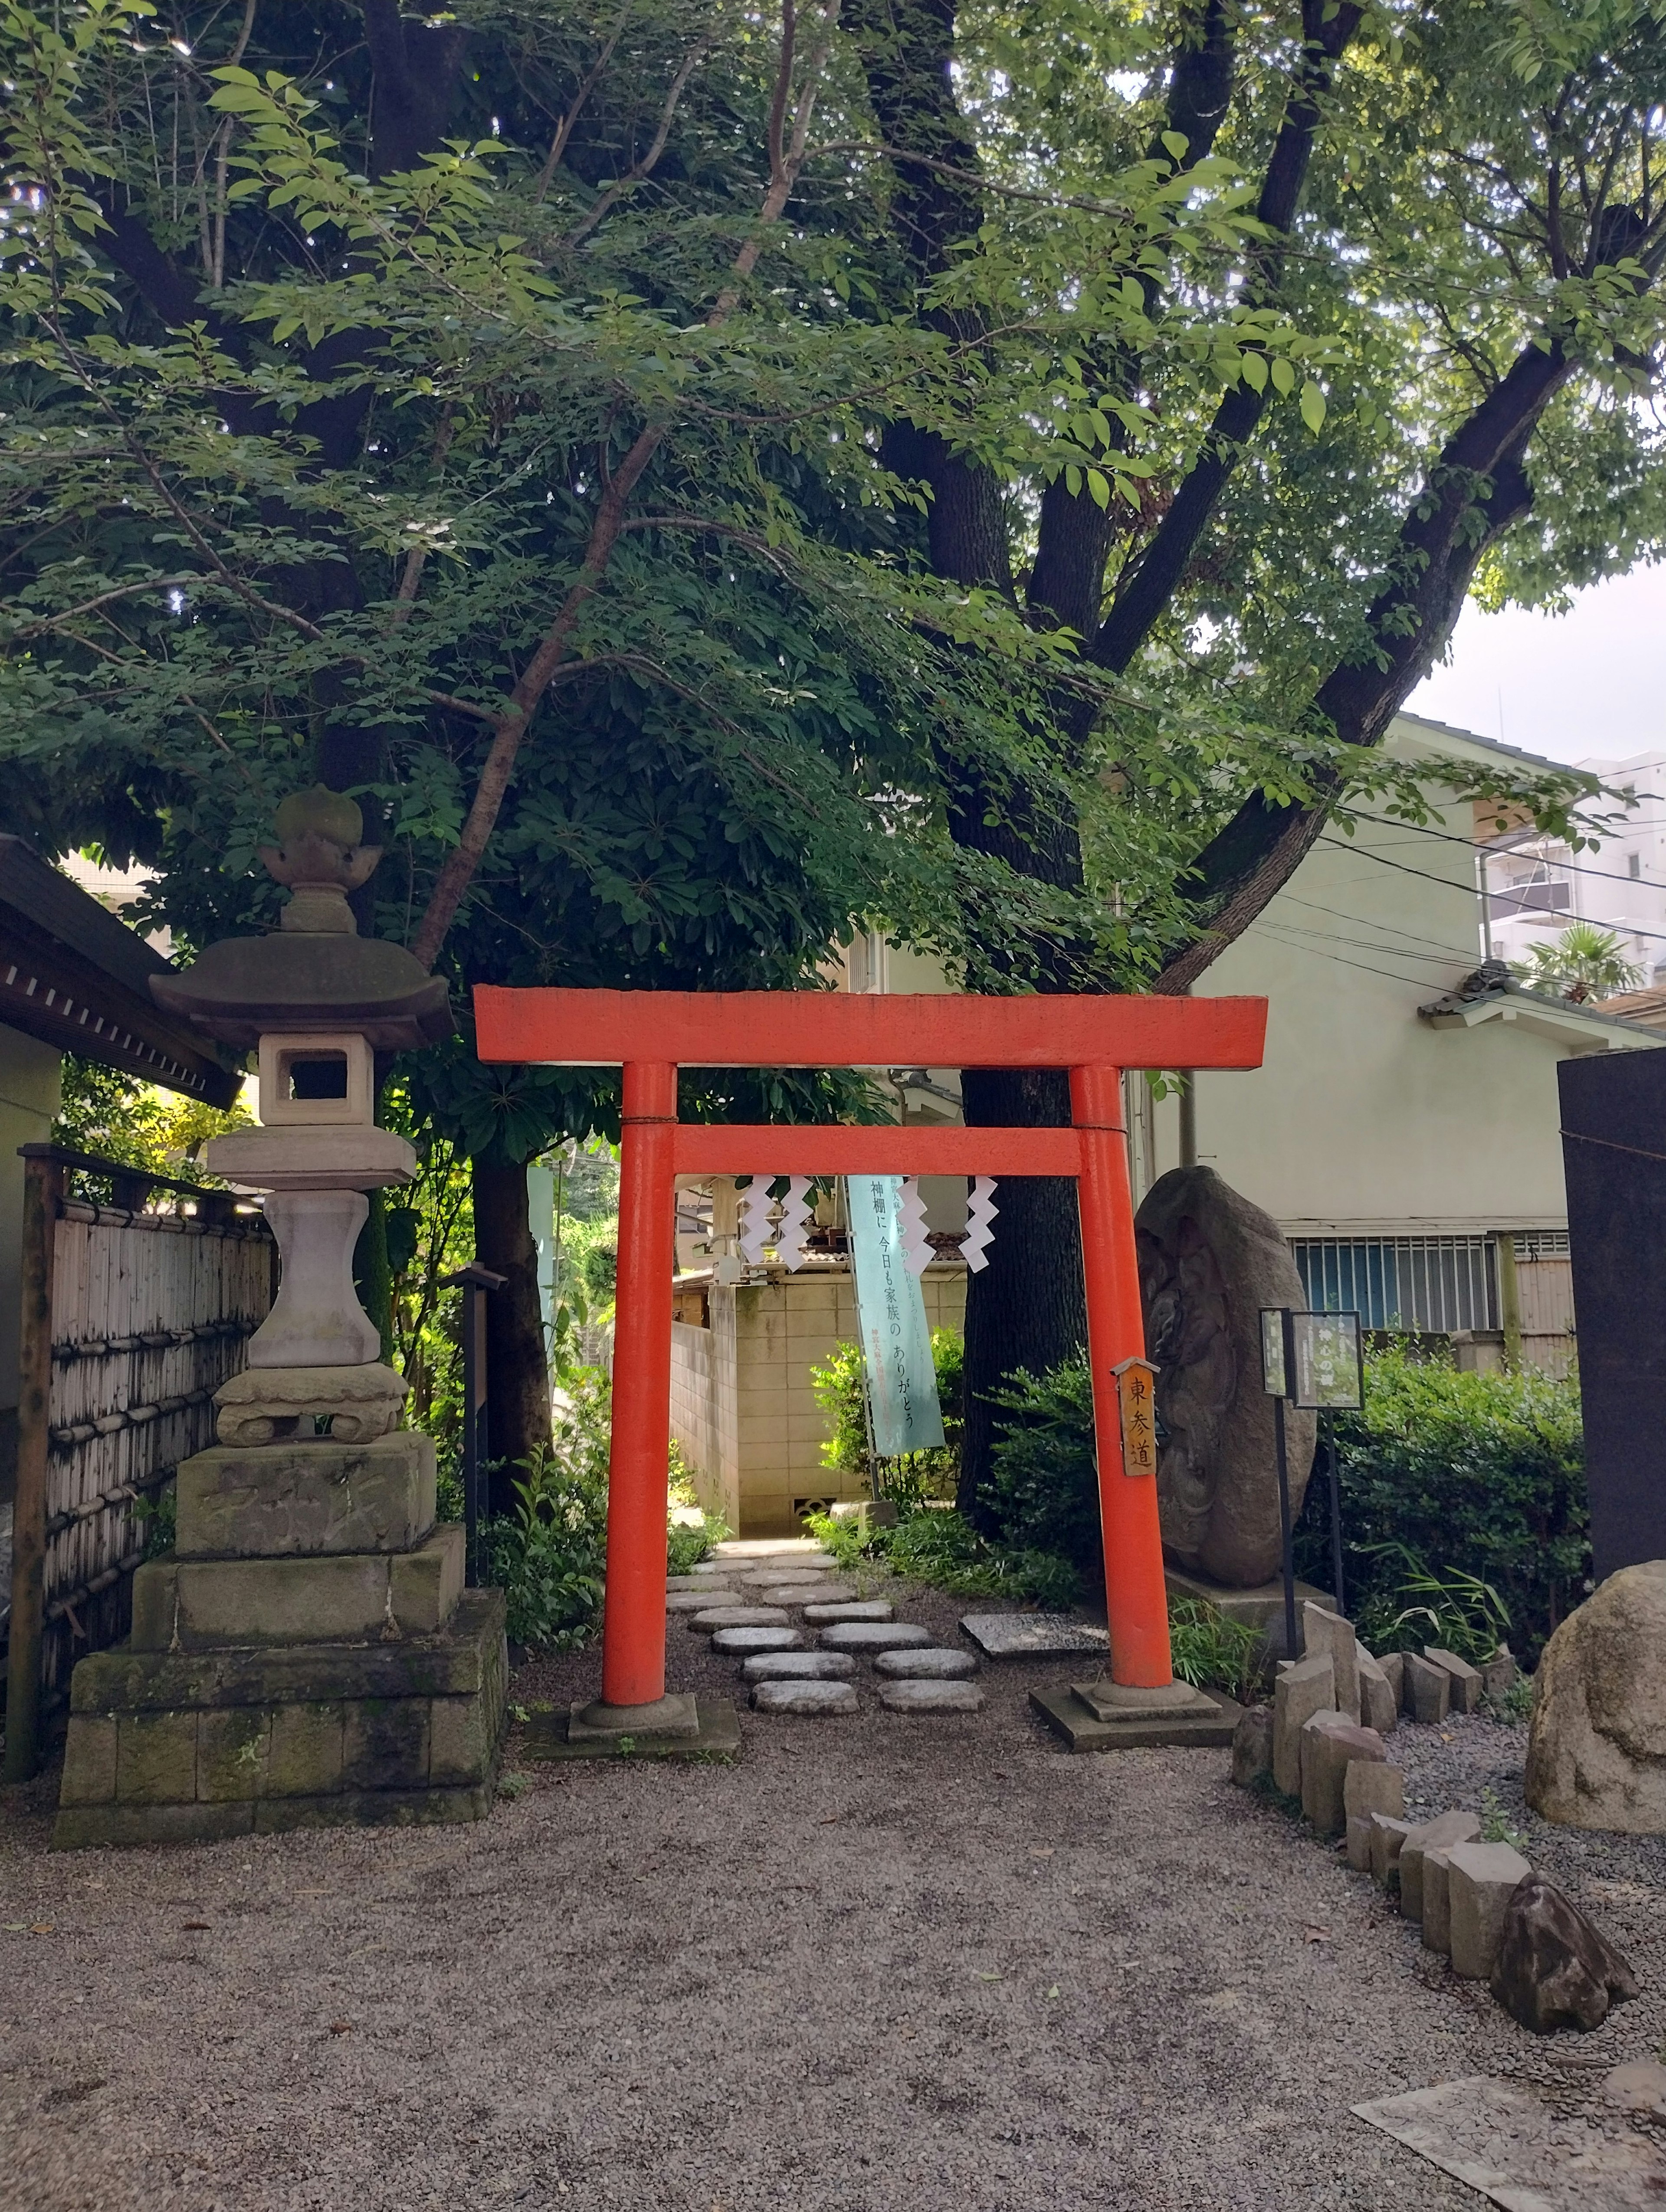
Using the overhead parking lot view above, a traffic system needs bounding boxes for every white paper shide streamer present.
[773,1175,812,1272]
[737,1179,773,1266]
[898,1176,933,1278]
[962,1176,998,1273]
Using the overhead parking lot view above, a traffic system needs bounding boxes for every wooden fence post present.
[5,1153,63,1782]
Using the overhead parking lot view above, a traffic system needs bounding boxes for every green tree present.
[1511,920,1645,1001]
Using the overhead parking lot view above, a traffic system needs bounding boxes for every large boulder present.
[1526,1561,1666,1832]
[1489,1874,1639,2033]
[1136,1167,1316,1587]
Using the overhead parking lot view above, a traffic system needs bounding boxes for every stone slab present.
[712,1626,802,1656]
[751,1582,855,1606]
[873,1649,978,1681]
[1030,1684,1241,1752]
[666,1590,742,1613]
[877,1681,985,1715]
[1231,1704,1274,1789]
[686,1607,791,1633]
[961,1613,1109,1659]
[1300,1713,1386,1836]
[1344,1759,1404,1823]
[1073,1676,1220,1724]
[1404,1651,1452,1725]
[1421,1845,1462,1955]
[1303,1604,1361,1723]
[175,1431,436,1558]
[1424,1646,1485,1715]
[751,1681,859,1717]
[1446,1840,1534,1979]
[1358,1646,1398,1734]
[1356,2076,1666,2212]
[1399,1810,1484,1923]
[1370,1813,1414,1889]
[131,1526,462,1650]
[818,1623,934,1653]
[1272,1653,1335,1797]
[803,1600,893,1625]
[741,1652,857,1682]
[520,1697,742,1763]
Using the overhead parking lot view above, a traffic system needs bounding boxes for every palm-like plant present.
[1510,923,1645,1003]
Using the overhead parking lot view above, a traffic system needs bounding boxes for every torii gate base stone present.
[476,985,1267,1756]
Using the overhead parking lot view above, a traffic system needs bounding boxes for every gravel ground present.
[0,1572,1658,2212]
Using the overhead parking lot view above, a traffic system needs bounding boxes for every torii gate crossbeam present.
[474,987,1268,1728]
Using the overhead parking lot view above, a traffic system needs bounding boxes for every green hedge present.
[1295,1345,1588,1666]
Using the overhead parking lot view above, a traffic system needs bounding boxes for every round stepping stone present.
[804,1599,893,1626]
[874,1647,978,1680]
[751,1680,858,1716]
[712,1626,803,1656]
[742,1651,858,1682]
[753,1582,857,1607]
[667,1589,742,1613]
[668,1572,725,1591]
[818,1622,934,1653]
[687,1606,790,1633]
[877,1679,985,1714]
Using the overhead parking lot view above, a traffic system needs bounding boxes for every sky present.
[1405,565,1666,768]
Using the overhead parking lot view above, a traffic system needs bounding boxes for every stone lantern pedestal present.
[54,791,506,1847]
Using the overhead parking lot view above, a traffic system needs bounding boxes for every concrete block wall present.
[669,1260,966,1537]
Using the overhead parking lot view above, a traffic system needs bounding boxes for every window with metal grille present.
[1291,1236,1499,1334]
[1512,1229,1570,1260]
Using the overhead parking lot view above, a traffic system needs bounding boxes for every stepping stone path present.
[874,1648,978,1680]
[878,1680,985,1714]
[752,1582,857,1606]
[818,1622,934,1653]
[688,1606,790,1633]
[803,1600,893,1626]
[666,1590,741,1613]
[712,1626,803,1656]
[742,1651,857,1682]
[751,1681,857,1717]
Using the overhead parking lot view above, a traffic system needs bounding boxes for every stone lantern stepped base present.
[52,1588,507,1849]
[52,1423,506,1849]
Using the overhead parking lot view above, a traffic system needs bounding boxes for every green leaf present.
[1299,380,1327,433]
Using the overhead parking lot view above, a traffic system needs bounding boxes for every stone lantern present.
[53,790,507,1847]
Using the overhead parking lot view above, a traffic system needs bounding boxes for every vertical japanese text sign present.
[1112,1355,1159,1479]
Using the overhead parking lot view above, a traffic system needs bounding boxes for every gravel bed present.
[0,1575,1657,2212]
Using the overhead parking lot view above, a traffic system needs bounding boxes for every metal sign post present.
[1262,1306,1364,1648]
[442,1263,505,1586]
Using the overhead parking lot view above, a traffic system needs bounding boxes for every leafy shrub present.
[1351,1544,1513,1665]
[1295,1345,1587,1664]
[810,1331,963,1506]
[1168,1598,1263,1703]
[984,1354,1102,1577]
[803,1503,1079,1609]
[667,1440,728,1571]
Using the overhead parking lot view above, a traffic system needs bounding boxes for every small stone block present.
[818,1623,934,1653]
[1369,1813,1414,1889]
[174,1551,389,1647]
[175,1431,436,1559]
[1421,1846,1461,1955]
[753,1583,856,1607]
[1404,1652,1451,1725]
[389,1524,464,1633]
[961,1613,1108,1659]
[430,1695,492,1786]
[1231,1704,1274,1790]
[1381,1650,1406,1709]
[687,1607,791,1633]
[1303,1605,1361,1722]
[802,1600,894,1625]
[1346,1815,1375,1872]
[1029,1684,1240,1752]
[1344,1760,1404,1823]
[751,1681,858,1717]
[267,1704,345,1797]
[1423,1646,1484,1715]
[668,1573,732,1590]
[1480,1646,1519,1704]
[1273,1653,1336,1796]
[197,1708,272,1801]
[711,1626,803,1656]
[57,1715,118,1807]
[1357,1646,1398,1734]
[116,1710,199,1806]
[344,1698,432,1790]
[130,1560,179,1652]
[1398,1810,1483,1922]
[877,1680,985,1715]
[666,1590,741,1613]
[872,1649,978,1680]
[1300,1713,1385,1837]
[741,1652,856,1682]
[1446,1840,1535,1979]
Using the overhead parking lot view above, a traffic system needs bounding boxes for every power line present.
[1250,923,1455,991]
[1276,890,1480,963]
[1352,811,1666,896]
[1317,836,1666,950]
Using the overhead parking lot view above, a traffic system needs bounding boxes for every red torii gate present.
[474,987,1267,1728]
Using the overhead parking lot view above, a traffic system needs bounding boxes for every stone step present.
[750,1581,856,1605]
[803,1600,892,1626]
[741,1652,857,1682]
[685,1606,790,1633]
[712,1626,802,1656]
[666,1590,742,1613]
[751,1681,858,1717]
[878,1680,985,1715]
[873,1649,977,1680]
[818,1622,933,1653]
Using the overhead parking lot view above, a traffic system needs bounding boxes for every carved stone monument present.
[53,790,507,1846]
[1135,1165,1317,1591]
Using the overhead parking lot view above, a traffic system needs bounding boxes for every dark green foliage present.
[804,1504,1079,1610]
[983,1353,1101,1577]
[484,1432,610,1653]
[1167,1598,1263,1704]
[1294,1346,1588,1665]
[810,1331,963,1505]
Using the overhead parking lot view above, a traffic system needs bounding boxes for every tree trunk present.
[471,1157,553,1515]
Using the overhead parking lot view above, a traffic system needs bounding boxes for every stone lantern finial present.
[258,785,382,935]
